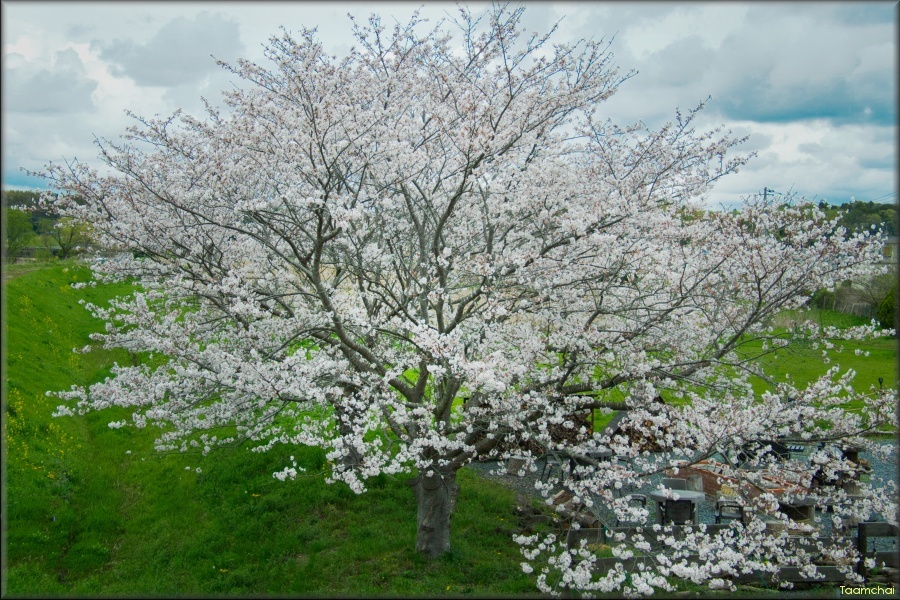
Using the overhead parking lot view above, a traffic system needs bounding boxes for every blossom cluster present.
[37,4,895,594]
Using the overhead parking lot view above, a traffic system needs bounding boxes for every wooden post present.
[856,522,899,578]
[858,521,870,578]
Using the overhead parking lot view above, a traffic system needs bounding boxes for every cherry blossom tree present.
[39,4,895,592]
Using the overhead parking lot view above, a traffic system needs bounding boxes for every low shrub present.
[808,288,835,310]
[876,287,895,330]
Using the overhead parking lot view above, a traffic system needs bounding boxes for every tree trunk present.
[408,467,460,558]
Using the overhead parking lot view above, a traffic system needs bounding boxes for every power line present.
[868,191,896,203]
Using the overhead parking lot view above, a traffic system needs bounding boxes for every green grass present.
[588,307,897,436]
[746,338,897,397]
[753,307,897,391]
[3,262,544,596]
[736,310,897,434]
[4,263,896,596]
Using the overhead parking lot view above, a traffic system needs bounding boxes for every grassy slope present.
[3,263,540,596]
[4,264,896,596]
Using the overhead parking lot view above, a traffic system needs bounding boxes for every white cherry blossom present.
[38,4,895,593]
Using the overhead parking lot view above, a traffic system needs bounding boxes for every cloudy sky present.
[2,1,896,208]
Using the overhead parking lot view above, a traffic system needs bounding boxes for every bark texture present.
[409,468,460,558]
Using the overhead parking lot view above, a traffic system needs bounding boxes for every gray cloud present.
[66,23,95,38]
[711,120,896,206]
[728,128,773,155]
[3,108,104,191]
[3,49,97,113]
[848,155,893,172]
[571,3,895,131]
[93,12,243,87]
[708,5,894,125]
[159,66,247,115]
[832,3,895,25]
[2,1,893,207]
[718,75,894,126]
[639,35,714,88]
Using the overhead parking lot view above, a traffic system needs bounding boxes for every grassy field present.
[4,262,552,596]
[736,309,897,436]
[3,262,896,597]
[750,308,897,393]
[587,308,897,435]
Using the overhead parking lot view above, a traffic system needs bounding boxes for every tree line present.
[819,199,897,236]
[2,189,91,262]
[5,187,894,265]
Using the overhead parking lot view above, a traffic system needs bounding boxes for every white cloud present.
[3,47,97,113]
[707,121,895,206]
[93,12,243,87]
[618,4,749,60]
[0,1,894,208]
[3,35,41,61]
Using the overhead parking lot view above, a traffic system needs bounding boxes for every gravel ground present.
[464,440,898,550]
